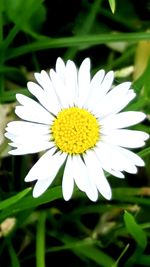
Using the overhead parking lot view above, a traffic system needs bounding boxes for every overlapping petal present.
[95,142,138,174]
[101,129,149,148]
[25,148,67,182]
[16,94,54,124]
[100,111,146,129]
[86,70,114,111]
[84,150,112,200]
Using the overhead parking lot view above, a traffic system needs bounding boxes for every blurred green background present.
[0,0,150,266]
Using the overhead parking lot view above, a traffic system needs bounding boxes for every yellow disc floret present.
[51,107,99,154]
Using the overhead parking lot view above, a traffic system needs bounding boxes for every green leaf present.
[108,0,116,13]
[138,255,150,266]
[124,211,147,249]
[20,3,46,35]
[1,187,150,223]
[139,147,150,158]
[0,188,31,211]
[0,186,63,222]
[1,0,46,49]
[4,0,44,27]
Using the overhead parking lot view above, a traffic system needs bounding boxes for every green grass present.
[0,0,150,266]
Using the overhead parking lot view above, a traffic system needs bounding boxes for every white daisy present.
[5,58,149,201]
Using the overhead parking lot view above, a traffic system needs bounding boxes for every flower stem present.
[36,212,47,267]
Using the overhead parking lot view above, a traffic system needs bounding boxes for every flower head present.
[5,58,149,201]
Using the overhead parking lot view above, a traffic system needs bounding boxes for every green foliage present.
[0,0,150,266]
[123,211,150,267]
[124,210,147,249]
[4,0,45,30]
[0,188,31,211]
[108,0,116,13]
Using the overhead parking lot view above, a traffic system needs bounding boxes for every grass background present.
[0,0,150,266]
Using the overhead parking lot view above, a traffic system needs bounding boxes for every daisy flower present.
[5,58,149,201]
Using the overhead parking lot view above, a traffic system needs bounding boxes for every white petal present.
[95,142,138,174]
[84,69,105,109]
[93,81,131,116]
[88,149,125,178]
[33,178,53,198]
[93,148,125,178]
[50,69,69,108]
[100,111,146,129]
[25,148,66,182]
[115,146,145,167]
[56,57,66,80]
[71,155,86,191]
[5,121,53,155]
[62,156,74,201]
[96,70,114,100]
[106,169,125,179]
[34,70,61,114]
[84,150,112,200]
[27,81,60,115]
[5,130,50,144]
[6,135,49,146]
[8,142,53,155]
[64,60,78,106]
[101,129,149,148]
[5,121,50,135]
[110,81,131,95]
[35,70,53,93]
[95,89,136,119]
[98,70,114,96]
[72,155,98,201]
[16,94,53,124]
[27,81,43,96]
[77,58,91,107]
[86,71,114,111]
[90,69,105,90]
[5,126,54,155]
[54,59,78,107]
[54,58,78,106]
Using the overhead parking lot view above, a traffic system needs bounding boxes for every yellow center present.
[51,107,99,154]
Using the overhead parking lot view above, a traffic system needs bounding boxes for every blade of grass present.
[6,32,150,60]
[108,0,116,13]
[46,238,99,253]
[1,187,150,223]
[0,0,3,42]
[51,233,115,267]
[6,238,20,267]
[0,188,31,210]
[111,244,129,267]
[0,186,63,222]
